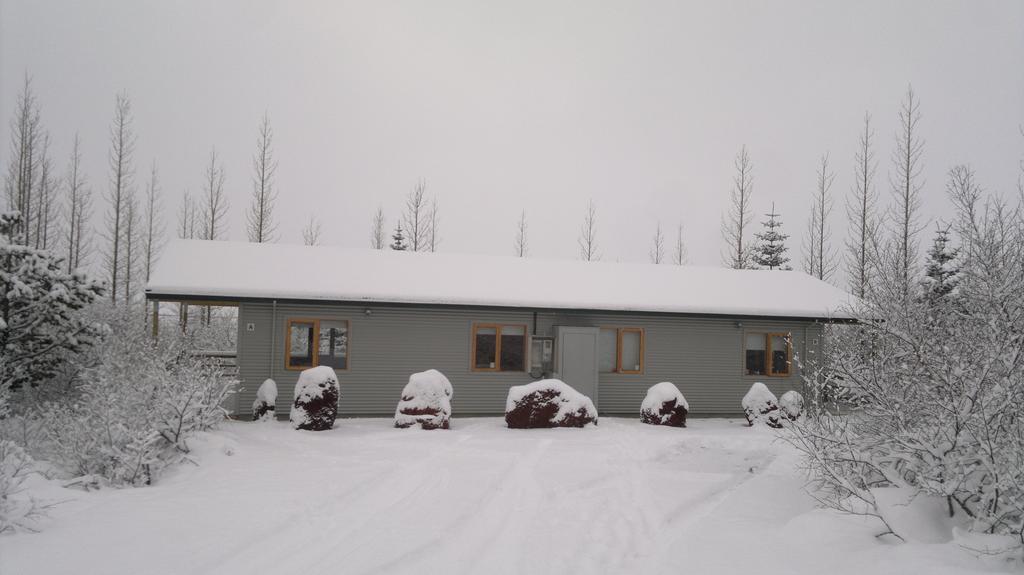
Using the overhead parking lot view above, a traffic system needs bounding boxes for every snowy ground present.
[1,418,1015,575]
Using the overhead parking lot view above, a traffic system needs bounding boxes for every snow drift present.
[394,369,453,430]
[290,367,339,431]
[505,379,597,428]
[640,381,689,427]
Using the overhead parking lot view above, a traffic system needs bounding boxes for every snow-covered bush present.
[779,390,803,421]
[640,381,688,427]
[253,379,277,422]
[505,379,597,428]
[394,369,453,430]
[30,305,235,486]
[0,439,46,533]
[786,173,1024,546]
[742,382,781,428]
[0,211,104,391]
[290,366,339,431]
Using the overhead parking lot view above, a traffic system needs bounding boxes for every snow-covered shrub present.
[742,382,781,428]
[32,305,234,486]
[252,379,277,422]
[505,379,597,429]
[0,439,46,533]
[786,174,1024,546]
[0,212,104,391]
[640,381,688,427]
[290,366,339,431]
[779,390,803,421]
[394,369,453,430]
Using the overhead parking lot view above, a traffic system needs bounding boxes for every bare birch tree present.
[370,206,386,249]
[428,197,440,252]
[650,221,664,264]
[303,216,322,246]
[845,113,880,298]
[4,75,42,245]
[177,191,198,239]
[200,148,228,241]
[104,92,136,303]
[175,190,197,327]
[673,222,688,265]
[32,134,58,250]
[142,161,164,282]
[887,85,925,298]
[246,114,277,243]
[514,210,528,257]
[803,153,837,281]
[121,191,140,305]
[578,199,600,261]
[721,146,754,269]
[64,134,92,272]
[402,179,429,251]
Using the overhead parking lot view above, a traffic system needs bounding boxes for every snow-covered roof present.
[146,239,856,319]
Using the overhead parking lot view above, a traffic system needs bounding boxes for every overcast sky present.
[2,0,1022,279]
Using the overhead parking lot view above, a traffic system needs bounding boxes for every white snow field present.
[0,418,1010,575]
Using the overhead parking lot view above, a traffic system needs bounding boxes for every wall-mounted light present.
[364,308,372,316]
[735,321,743,329]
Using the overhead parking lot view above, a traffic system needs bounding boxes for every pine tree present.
[390,222,407,251]
[922,225,959,302]
[0,212,105,389]
[752,203,791,270]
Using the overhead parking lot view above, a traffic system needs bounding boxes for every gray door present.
[554,326,599,409]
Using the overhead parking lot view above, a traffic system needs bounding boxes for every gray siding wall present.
[235,301,823,419]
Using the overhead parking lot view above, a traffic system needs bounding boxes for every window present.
[745,332,790,376]
[472,324,526,372]
[599,327,644,374]
[286,319,348,370]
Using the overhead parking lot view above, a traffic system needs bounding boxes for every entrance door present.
[554,326,600,409]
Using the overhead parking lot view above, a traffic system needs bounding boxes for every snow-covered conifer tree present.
[390,222,407,251]
[752,203,791,270]
[0,212,104,390]
[921,224,959,303]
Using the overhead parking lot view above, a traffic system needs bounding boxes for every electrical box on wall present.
[529,335,554,378]
[246,322,255,332]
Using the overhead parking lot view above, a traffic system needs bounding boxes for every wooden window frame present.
[600,326,645,375]
[284,318,350,371]
[471,323,528,373]
[743,331,791,377]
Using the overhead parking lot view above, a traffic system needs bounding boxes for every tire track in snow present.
[352,437,555,575]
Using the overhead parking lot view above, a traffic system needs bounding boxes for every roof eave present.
[145,289,854,323]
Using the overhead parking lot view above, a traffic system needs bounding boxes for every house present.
[145,239,855,418]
